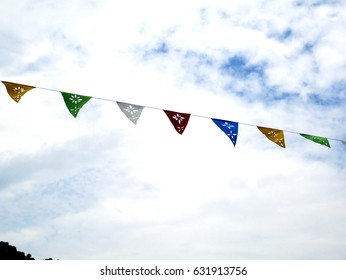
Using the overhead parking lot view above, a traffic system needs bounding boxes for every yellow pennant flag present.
[258,126,286,148]
[2,81,35,102]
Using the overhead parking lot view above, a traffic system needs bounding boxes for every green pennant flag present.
[300,133,330,148]
[61,92,92,118]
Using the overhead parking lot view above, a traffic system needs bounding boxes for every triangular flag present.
[2,81,35,102]
[61,92,92,118]
[212,118,238,147]
[164,110,191,135]
[300,133,330,148]
[258,126,286,148]
[117,102,144,124]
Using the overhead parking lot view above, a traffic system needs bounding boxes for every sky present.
[0,0,345,260]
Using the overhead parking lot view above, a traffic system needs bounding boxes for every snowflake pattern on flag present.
[267,130,285,147]
[164,110,191,135]
[258,126,286,148]
[2,81,35,102]
[172,114,185,124]
[117,102,144,124]
[69,94,83,104]
[61,92,92,118]
[212,119,238,147]
[13,87,25,101]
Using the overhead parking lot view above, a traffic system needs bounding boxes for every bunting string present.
[1,80,345,148]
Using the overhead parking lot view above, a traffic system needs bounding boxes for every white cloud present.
[0,0,345,260]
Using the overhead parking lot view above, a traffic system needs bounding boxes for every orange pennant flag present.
[257,126,286,148]
[2,81,35,102]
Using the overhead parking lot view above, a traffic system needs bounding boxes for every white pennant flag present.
[117,102,144,124]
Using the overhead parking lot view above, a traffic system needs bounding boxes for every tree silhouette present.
[0,241,35,260]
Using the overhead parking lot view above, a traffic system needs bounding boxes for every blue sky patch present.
[183,51,214,66]
[259,89,301,104]
[142,41,170,59]
[311,0,340,6]
[308,93,342,106]
[330,80,346,95]
[269,92,300,102]
[278,28,293,41]
[303,42,316,53]
[268,28,294,42]
[295,0,340,7]
[220,55,265,78]
[151,42,169,54]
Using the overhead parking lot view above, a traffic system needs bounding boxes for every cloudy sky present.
[0,0,345,260]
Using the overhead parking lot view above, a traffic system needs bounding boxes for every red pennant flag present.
[164,110,191,135]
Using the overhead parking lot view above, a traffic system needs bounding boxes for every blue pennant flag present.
[212,119,239,147]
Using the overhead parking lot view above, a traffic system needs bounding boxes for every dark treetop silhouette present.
[0,241,35,260]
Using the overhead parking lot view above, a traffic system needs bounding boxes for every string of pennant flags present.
[1,80,346,149]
